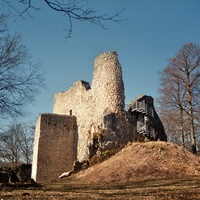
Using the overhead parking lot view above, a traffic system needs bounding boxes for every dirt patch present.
[70,142,200,184]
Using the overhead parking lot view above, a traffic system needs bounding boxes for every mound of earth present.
[70,142,200,184]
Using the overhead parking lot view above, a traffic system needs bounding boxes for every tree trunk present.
[189,103,196,154]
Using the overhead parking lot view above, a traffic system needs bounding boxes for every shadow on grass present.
[2,177,200,199]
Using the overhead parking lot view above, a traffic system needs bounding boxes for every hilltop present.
[68,142,200,184]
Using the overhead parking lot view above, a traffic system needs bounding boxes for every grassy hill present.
[70,141,200,184]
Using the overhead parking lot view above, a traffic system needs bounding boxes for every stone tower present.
[92,51,125,115]
[89,52,128,155]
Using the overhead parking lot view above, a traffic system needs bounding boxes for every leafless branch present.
[2,0,125,38]
[0,33,45,118]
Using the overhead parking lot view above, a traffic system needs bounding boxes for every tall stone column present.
[92,51,125,115]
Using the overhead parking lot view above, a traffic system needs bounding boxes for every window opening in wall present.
[70,110,72,115]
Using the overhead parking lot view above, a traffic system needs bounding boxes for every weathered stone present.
[31,114,78,183]
[59,160,89,179]
[53,51,126,161]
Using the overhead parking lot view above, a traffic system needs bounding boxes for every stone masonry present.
[53,52,129,161]
[32,51,167,183]
[31,114,78,183]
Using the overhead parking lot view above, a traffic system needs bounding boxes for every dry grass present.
[71,142,200,184]
[2,141,200,199]
[2,177,200,199]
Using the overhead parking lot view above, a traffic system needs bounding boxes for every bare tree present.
[170,43,200,153]
[2,0,124,38]
[0,13,7,32]
[158,66,187,147]
[158,43,200,153]
[18,125,34,164]
[0,15,45,119]
[0,123,34,167]
[0,124,23,167]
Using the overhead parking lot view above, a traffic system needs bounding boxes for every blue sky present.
[5,0,200,122]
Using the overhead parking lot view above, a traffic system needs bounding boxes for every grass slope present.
[71,142,200,184]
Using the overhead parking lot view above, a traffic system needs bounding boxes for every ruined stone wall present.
[54,81,92,115]
[54,81,94,161]
[31,114,78,183]
[53,52,128,161]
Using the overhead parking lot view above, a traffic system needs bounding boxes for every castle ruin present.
[32,51,167,183]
